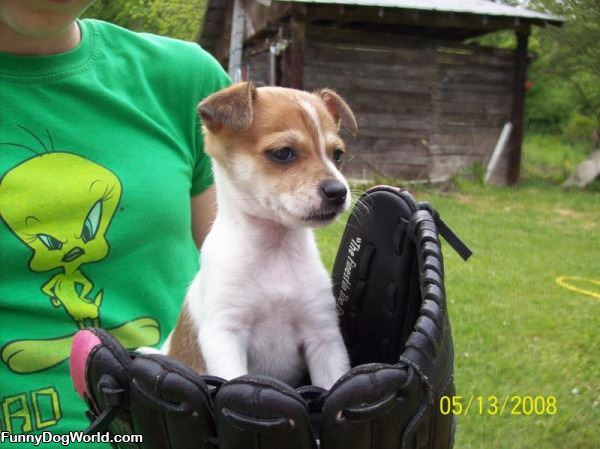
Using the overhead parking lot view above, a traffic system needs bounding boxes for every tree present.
[529,0,600,144]
[84,0,208,42]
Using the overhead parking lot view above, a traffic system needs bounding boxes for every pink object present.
[70,330,101,398]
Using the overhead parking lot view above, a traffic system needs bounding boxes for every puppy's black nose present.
[319,180,347,206]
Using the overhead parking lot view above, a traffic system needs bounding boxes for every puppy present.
[168,82,357,389]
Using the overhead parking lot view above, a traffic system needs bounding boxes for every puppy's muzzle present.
[319,180,347,207]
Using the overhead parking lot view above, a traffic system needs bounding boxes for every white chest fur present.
[186,215,340,386]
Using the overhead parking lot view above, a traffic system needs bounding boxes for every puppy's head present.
[198,82,358,228]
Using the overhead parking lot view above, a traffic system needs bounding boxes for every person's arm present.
[191,185,217,249]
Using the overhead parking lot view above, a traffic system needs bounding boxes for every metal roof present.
[199,0,563,57]
[274,0,563,23]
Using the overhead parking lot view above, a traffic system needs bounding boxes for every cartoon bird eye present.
[81,200,103,243]
[37,233,63,250]
[333,148,344,165]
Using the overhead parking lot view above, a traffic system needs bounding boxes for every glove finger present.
[215,375,316,449]
[321,363,425,449]
[129,355,217,449]
[402,208,452,387]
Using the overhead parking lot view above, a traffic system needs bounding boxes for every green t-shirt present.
[0,19,229,447]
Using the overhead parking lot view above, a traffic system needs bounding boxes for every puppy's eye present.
[267,147,297,164]
[333,149,344,165]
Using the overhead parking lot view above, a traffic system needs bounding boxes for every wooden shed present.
[199,0,562,184]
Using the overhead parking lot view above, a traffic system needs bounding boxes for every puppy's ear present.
[315,89,358,137]
[198,82,257,132]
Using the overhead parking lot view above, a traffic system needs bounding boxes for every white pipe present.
[228,0,245,82]
[485,122,513,184]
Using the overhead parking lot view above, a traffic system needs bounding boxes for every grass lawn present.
[315,134,600,449]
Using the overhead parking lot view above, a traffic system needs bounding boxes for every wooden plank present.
[439,101,510,115]
[305,60,437,81]
[438,114,508,128]
[438,54,514,69]
[439,83,513,94]
[435,124,505,135]
[201,19,224,37]
[344,162,430,180]
[439,103,510,116]
[353,138,430,154]
[430,154,482,178]
[353,137,428,151]
[214,0,233,62]
[432,155,482,167]
[353,129,432,143]
[439,44,513,57]
[199,2,228,52]
[304,73,434,91]
[346,104,432,119]
[354,154,432,166]
[337,102,433,117]
[306,41,435,66]
[361,128,431,140]
[429,143,495,157]
[431,132,498,147]
[437,90,513,106]
[331,90,433,108]
[246,50,270,85]
[281,19,305,89]
[439,69,514,85]
[439,68,514,83]
[347,162,430,177]
[351,145,430,158]
[354,113,433,131]
[244,38,273,56]
[305,72,435,94]
[305,24,434,48]
[437,44,514,60]
[440,63,514,78]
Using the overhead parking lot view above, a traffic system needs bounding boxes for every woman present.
[0,1,229,445]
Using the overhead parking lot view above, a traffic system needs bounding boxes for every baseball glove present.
[69,186,471,449]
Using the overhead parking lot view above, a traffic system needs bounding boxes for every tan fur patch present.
[168,303,206,374]
[207,87,349,193]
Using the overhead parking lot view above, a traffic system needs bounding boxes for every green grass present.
[314,134,600,449]
[522,133,591,184]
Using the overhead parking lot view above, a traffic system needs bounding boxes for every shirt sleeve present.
[191,52,231,196]
[191,131,215,196]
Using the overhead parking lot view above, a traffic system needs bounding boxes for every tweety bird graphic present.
[0,129,160,374]
[0,152,121,328]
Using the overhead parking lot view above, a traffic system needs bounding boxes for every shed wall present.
[432,45,514,183]
[241,25,516,182]
[304,26,436,180]
[245,49,270,83]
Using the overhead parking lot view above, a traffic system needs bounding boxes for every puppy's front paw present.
[307,342,350,390]
[199,326,249,380]
[313,361,350,390]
